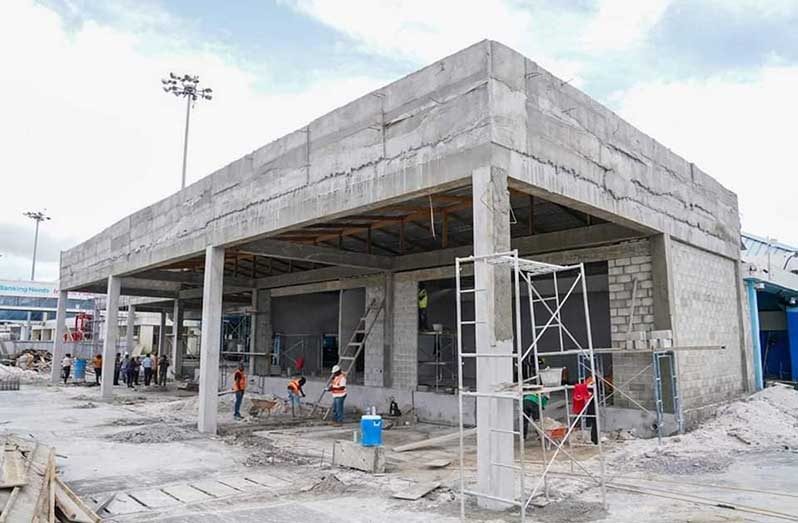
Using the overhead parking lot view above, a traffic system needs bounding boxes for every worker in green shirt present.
[418,283,429,331]
[523,392,548,438]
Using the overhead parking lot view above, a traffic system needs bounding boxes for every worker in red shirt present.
[572,376,598,444]
[232,363,247,420]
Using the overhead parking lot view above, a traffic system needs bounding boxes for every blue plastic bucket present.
[360,414,383,447]
[73,359,86,381]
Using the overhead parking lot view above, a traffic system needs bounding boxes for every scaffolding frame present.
[455,250,607,521]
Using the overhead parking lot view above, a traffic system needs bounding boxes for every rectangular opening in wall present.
[272,291,340,380]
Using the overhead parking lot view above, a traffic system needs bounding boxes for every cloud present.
[612,64,798,245]
[0,0,391,280]
[581,0,672,51]
[282,0,591,85]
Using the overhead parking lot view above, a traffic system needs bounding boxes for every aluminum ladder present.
[308,297,385,419]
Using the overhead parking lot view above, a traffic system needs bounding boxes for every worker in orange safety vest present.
[328,365,347,424]
[232,363,247,420]
[287,376,306,417]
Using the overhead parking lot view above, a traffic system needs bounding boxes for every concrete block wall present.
[364,276,386,387]
[670,240,745,426]
[391,273,419,390]
[605,240,657,409]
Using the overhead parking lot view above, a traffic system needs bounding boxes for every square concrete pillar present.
[100,276,121,400]
[198,246,225,434]
[472,166,514,508]
[125,305,135,354]
[171,300,183,378]
[158,311,166,357]
[248,289,258,376]
[50,291,68,384]
[254,289,272,376]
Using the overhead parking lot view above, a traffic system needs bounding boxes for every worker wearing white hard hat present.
[328,364,347,424]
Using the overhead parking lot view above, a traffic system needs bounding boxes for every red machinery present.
[64,313,93,342]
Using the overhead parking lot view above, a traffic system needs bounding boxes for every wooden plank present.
[392,481,440,500]
[3,444,51,523]
[53,476,100,523]
[425,459,451,468]
[392,428,476,452]
[0,445,27,488]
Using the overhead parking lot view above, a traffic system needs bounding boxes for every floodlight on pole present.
[23,210,51,341]
[161,73,213,190]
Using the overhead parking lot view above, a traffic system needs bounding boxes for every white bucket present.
[539,367,563,387]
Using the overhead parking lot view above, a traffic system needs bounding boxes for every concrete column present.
[364,275,386,387]
[198,246,225,434]
[744,280,764,391]
[125,305,135,354]
[171,300,183,378]
[100,276,121,400]
[786,306,798,382]
[158,311,166,357]
[248,289,257,376]
[50,291,68,384]
[254,289,272,376]
[650,234,675,331]
[472,166,514,508]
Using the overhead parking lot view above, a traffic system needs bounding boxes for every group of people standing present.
[116,353,170,388]
[59,352,170,388]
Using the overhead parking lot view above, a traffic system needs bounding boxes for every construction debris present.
[332,440,385,473]
[0,435,99,522]
[392,481,440,500]
[392,428,476,452]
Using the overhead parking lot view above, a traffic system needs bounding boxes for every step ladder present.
[308,297,385,419]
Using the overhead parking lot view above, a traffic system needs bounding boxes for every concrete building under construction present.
[52,41,754,507]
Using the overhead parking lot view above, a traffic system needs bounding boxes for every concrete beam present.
[179,284,252,300]
[256,265,381,290]
[136,269,254,288]
[237,238,393,270]
[198,246,225,434]
[100,276,120,400]
[394,223,645,271]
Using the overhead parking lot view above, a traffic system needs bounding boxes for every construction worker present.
[141,353,154,386]
[418,283,429,331]
[287,376,306,417]
[158,354,169,386]
[522,391,548,438]
[92,354,103,385]
[232,363,246,420]
[61,353,72,385]
[113,353,121,385]
[328,365,347,424]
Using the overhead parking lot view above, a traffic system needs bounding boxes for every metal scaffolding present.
[455,250,607,521]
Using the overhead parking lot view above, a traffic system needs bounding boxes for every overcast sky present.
[1,0,796,282]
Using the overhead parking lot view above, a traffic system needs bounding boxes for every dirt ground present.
[1,376,797,522]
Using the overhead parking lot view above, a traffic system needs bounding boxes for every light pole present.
[161,73,213,190]
[23,210,51,340]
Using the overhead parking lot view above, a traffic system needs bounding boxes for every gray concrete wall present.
[487,41,740,260]
[60,42,493,289]
[62,40,740,293]
[258,376,475,426]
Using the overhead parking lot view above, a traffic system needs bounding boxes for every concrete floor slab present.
[189,479,241,498]
[128,488,183,508]
[102,493,148,515]
[161,483,215,504]
[216,476,264,492]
